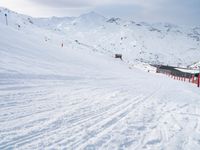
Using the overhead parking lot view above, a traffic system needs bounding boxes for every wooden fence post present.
[192,75,194,83]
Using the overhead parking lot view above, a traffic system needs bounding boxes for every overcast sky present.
[0,0,199,25]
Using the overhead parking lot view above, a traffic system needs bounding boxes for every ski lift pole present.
[198,67,200,88]
[5,13,8,25]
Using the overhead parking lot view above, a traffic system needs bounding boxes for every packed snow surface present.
[1,7,200,150]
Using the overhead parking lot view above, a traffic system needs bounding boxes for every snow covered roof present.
[175,68,200,74]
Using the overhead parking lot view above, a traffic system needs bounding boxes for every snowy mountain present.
[0,7,200,67]
[1,7,200,150]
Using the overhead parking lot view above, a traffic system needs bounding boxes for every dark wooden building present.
[153,65,199,78]
[114,54,122,60]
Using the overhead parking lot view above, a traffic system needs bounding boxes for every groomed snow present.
[1,8,200,150]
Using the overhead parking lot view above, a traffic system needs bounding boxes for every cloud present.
[95,4,143,19]
[27,0,127,8]
[29,0,94,8]
[144,0,200,24]
[28,0,162,8]
[95,0,200,25]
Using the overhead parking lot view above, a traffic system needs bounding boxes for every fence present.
[162,72,200,88]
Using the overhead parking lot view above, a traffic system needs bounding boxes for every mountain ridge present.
[0,7,200,67]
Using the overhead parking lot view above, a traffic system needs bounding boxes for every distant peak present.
[107,17,121,24]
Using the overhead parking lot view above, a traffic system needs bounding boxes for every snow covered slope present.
[35,13,200,67]
[1,7,200,67]
[55,18,200,67]
[1,7,200,150]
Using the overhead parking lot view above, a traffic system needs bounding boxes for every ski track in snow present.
[1,76,200,150]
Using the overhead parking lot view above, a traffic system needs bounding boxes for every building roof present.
[175,68,200,74]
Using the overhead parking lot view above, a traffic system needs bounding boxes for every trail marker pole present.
[192,75,194,83]
[5,13,8,25]
[198,67,200,87]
